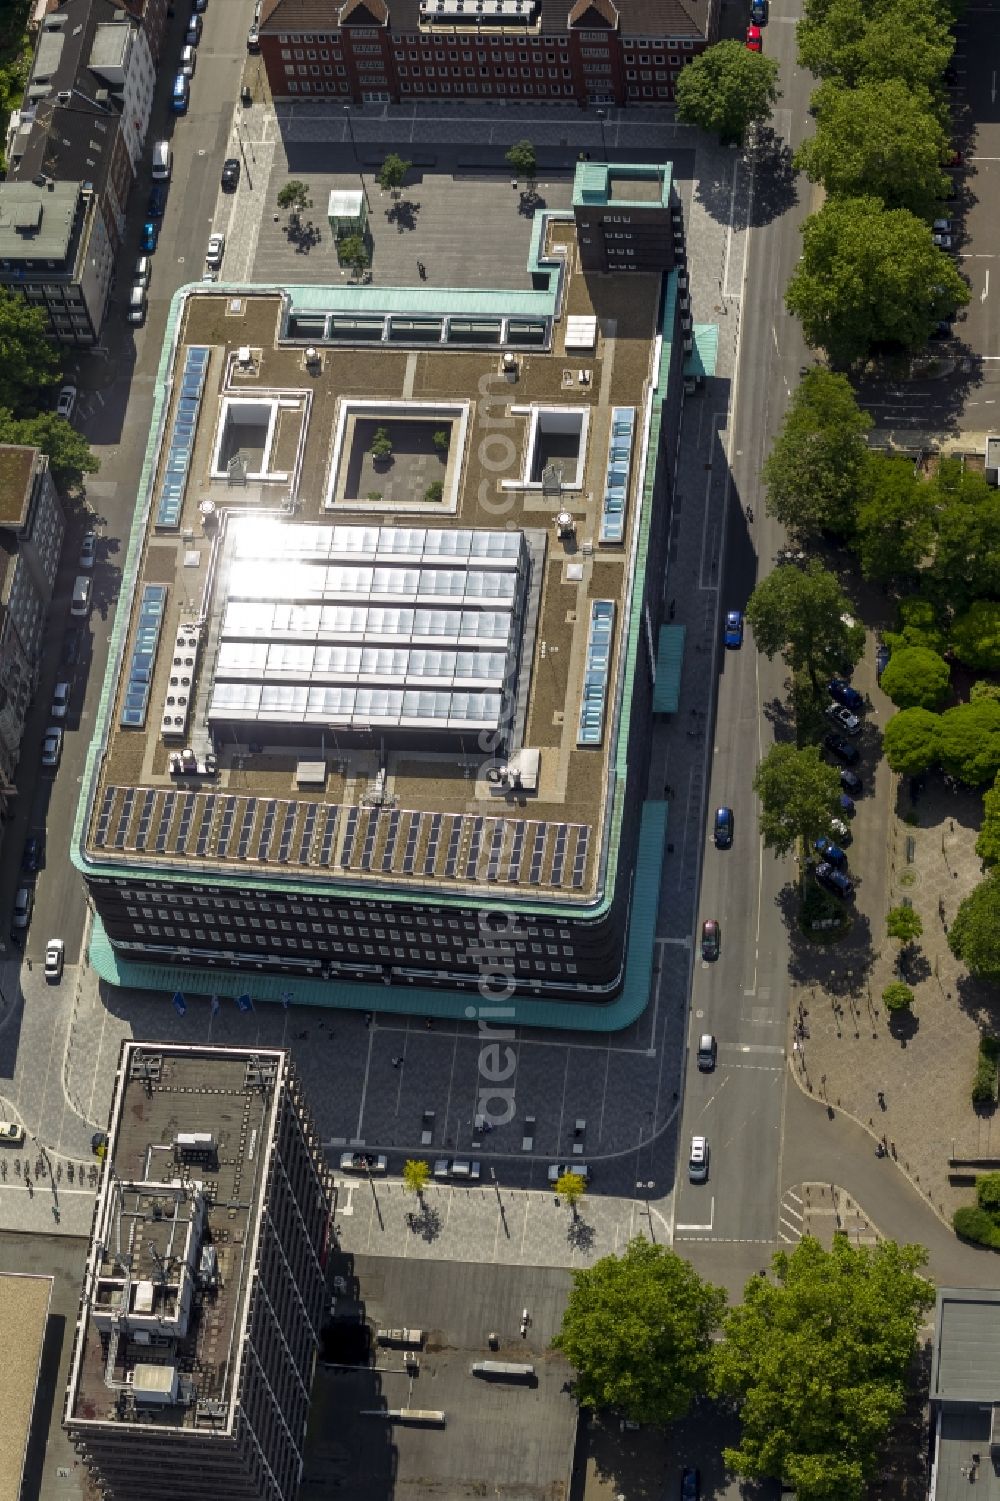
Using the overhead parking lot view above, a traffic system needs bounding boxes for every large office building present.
[64,1041,333,1501]
[73,171,704,1023]
[258,0,718,108]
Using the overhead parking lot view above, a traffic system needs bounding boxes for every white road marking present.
[675,1196,715,1232]
[983,267,990,304]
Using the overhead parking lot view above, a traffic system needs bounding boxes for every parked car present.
[0,1121,25,1146]
[825,702,862,736]
[724,609,744,648]
[933,217,953,235]
[688,1135,710,1182]
[745,23,762,48]
[339,1152,387,1174]
[696,1034,717,1072]
[192,0,207,11]
[830,818,850,841]
[681,1468,701,1501]
[434,1158,481,1181]
[21,835,43,873]
[547,1162,591,1183]
[134,254,151,288]
[127,285,147,325]
[828,678,864,713]
[147,182,167,218]
[55,384,77,421]
[840,769,863,796]
[221,158,240,191]
[700,919,720,961]
[814,837,847,867]
[51,681,71,718]
[824,732,859,765]
[141,220,158,252]
[180,42,196,75]
[44,938,64,983]
[247,22,260,49]
[12,886,33,931]
[750,0,767,19]
[839,792,856,816]
[816,862,854,899]
[41,726,63,768]
[930,319,955,340]
[63,626,82,665]
[876,640,891,679]
[79,530,97,568]
[171,72,190,113]
[185,12,202,42]
[713,806,734,849]
[932,231,953,250]
[205,232,226,269]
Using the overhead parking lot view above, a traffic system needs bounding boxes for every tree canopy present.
[950,601,1000,672]
[762,369,872,539]
[0,409,98,489]
[785,196,969,366]
[794,79,949,219]
[745,560,864,690]
[854,456,935,584]
[713,1235,934,1501]
[276,179,311,221]
[402,1159,430,1194]
[937,698,1000,785]
[886,904,923,946]
[377,153,411,196]
[929,462,1000,610]
[505,139,537,188]
[883,706,941,776]
[879,645,950,710]
[950,872,1000,983]
[554,1238,725,1426]
[674,39,780,142]
[0,289,60,413]
[797,0,955,94]
[754,743,844,858]
[976,772,1000,867]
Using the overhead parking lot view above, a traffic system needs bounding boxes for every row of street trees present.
[553,1235,933,1501]
[0,288,96,488]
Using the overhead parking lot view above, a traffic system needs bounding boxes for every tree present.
[555,1170,587,1214]
[938,699,1000,785]
[794,79,949,220]
[951,601,1000,672]
[882,981,914,1012]
[0,289,61,414]
[377,152,411,198]
[276,178,311,225]
[796,0,954,94]
[883,707,941,776]
[754,743,844,858]
[369,426,393,461]
[433,429,449,452]
[976,771,1000,866]
[929,461,1000,609]
[745,560,864,691]
[0,408,98,488]
[886,905,923,948]
[879,646,950,710]
[554,1239,725,1426]
[424,480,443,502]
[762,369,872,539]
[713,1235,934,1501]
[505,139,537,194]
[339,233,370,278]
[674,40,780,143]
[884,596,948,658]
[854,456,935,584]
[785,196,969,366]
[402,1158,430,1195]
[950,872,1000,983]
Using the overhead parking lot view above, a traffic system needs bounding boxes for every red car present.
[746,23,762,49]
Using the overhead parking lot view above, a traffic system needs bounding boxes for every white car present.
[933,232,953,249]
[205,232,226,270]
[339,1152,387,1174]
[51,682,71,719]
[689,1134,710,1183]
[79,531,97,568]
[56,385,77,421]
[547,1162,591,1184]
[44,938,65,983]
[0,1121,25,1146]
[41,726,63,768]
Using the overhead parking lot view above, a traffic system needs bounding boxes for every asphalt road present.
[672,0,816,1256]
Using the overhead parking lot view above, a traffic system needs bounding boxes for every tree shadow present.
[887,1006,920,1045]
[954,971,1000,1030]
[283,219,322,254]
[748,133,798,227]
[566,1214,596,1253]
[386,197,420,232]
[897,949,932,986]
[776,881,877,996]
[518,189,547,217]
[406,1202,442,1242]
[761,693,797,744]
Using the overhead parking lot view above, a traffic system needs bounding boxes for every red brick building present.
[258,0,718,108]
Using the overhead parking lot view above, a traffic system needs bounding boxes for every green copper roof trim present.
[86,800,667,1032]
[572,160,673,209]
[652,625,687,714]
[684,322,719,380]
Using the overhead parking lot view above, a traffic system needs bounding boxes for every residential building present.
[73,174,707,1023]
[64,1041,333,1501]
[258,0,719,108]
[0,446,65,788]
[0,179,113,346]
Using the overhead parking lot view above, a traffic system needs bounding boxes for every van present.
[180,43,196,75]
[171,73,189,113]
[70,575,92,617]
[152,140,172,179]
[127,285,147,325]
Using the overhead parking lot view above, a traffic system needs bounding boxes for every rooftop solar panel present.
[359,811,378,871]
[194,795,218,857]
[153,789,176,854]
[318,806,339,866]
[465,815,484,881]
[236,798,257,859]
[571,825,590,888]
[549,823,568,885]
[486,819,505,881]
[340,806,360,867]
[94,787,116,848]
[298,803,318,864]
[423,812,442,875]
[444,816,462,878]
[216,795,239,857]
[528,822,546,884]
[381,809,401,872]
[134,789,156,850]
[277,801,298,863]
[173,792,195,854]
[255,799,278,861]
[112,788,136,849]
[506,822,525,883]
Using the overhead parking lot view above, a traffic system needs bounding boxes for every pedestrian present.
[392,1056,401,1068]
[877,1090,886,1109]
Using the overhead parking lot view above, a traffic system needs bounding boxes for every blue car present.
[828,678,864,713]
[141,220,158,252]
[839,793,856,816]
[814,837,847,868]
[817,862,854,899]
[171,72,190,113]
[714,806,734,849]
[724,610,744,649]
[750,0,768,21]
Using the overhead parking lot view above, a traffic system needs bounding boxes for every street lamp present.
[343,105,372,211]
[596,107,607,158]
